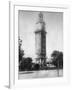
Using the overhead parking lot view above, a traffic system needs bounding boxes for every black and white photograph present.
[0,0,71,89]
[18,10,63,79]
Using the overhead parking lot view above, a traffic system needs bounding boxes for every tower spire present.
[38,12,44,23]
[36,12,45,30]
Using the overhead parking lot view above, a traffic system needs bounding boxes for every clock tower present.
[35,12,47,68]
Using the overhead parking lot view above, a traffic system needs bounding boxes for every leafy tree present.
[51,50,63,68]
[19,37,24,65]
[58,52,63,68]
[20,57,33,71]
[34,63,40,70]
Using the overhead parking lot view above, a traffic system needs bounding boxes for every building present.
[35,12,47,67]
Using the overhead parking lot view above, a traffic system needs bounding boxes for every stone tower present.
[35,12,47,67]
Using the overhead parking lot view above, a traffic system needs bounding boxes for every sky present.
[18,10,63,61]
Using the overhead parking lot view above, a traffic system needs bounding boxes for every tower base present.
[36,57,47,70]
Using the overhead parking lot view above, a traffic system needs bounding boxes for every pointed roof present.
[38,12,44,23]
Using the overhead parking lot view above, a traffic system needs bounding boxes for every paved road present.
[18,69,63,79]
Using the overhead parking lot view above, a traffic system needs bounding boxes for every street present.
[18,69,63,79]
